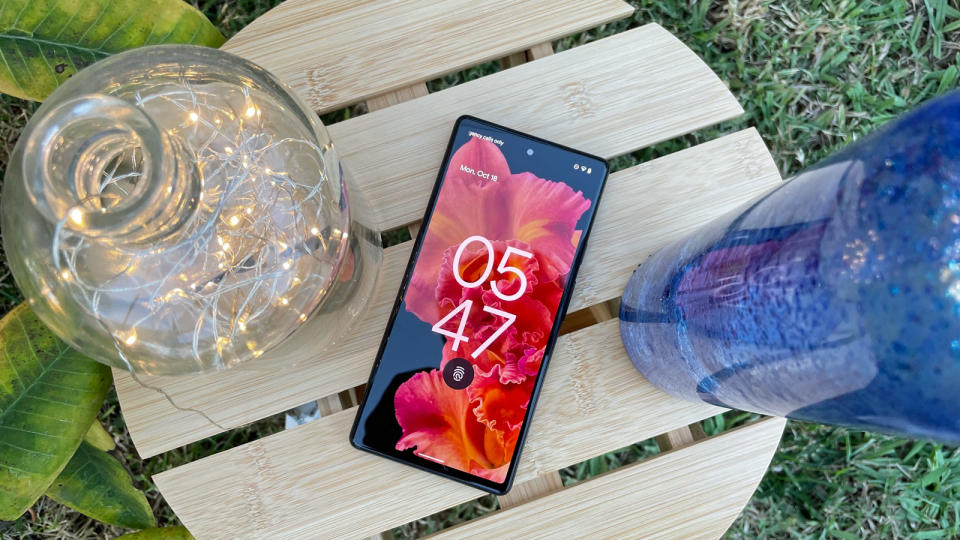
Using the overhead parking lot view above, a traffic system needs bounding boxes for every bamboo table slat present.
[430,418,787,540]
[222,0,633,112]
[114,23,761,459]
[113,2,788,537]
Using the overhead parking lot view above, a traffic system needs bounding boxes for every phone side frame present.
[349,115,611,495]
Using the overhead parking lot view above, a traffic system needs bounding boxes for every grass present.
[1,0,960,538]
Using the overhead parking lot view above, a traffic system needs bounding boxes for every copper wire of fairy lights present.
[48,81,333,370]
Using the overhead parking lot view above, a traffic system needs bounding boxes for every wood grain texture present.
[568,127,780,312]
[118,8,783,536]
[494,37,565,519]
[430,418,786,540]
[330,24,745,231]
[221,0,632,113]
[369,83,431,243]
[365,84,429,112]
[499,51,529,69]
[115,129,779,458]
[492,38,566,516]
[113,245,413,457]
[116,25,750,457]
[527,42,555,60]
[153,319,731,539]
[497,472,564,510]
[517,319,724,479]
[315,394,343,417]
[656,423,706,451]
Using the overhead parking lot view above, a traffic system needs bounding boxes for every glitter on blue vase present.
[620,89,960,443]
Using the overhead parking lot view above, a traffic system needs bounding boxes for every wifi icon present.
[443,357,474,389]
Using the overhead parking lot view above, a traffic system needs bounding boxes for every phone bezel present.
[349,115,610,495]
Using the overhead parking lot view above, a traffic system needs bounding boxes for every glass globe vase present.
[1,45,381,375]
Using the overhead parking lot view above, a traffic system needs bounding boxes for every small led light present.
[280,297,289,306]
[299,313,308,322]
[245,106,257,117]
[122,332,137,346]
[188,111,199,122]
[224,146,233,154]
[69,208,83,225]
[282,260,293,270]
[228,215,241,227]
[60,270,72,281]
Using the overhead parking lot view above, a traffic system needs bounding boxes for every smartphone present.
[350,116,609,494]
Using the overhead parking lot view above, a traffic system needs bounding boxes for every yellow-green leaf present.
[0,0,226,101]
[84,419,115,452]
[115,526,195,540]
[45,441,155,530]
[0,303,112,520]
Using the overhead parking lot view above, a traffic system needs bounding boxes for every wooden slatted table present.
[113,1,788,537]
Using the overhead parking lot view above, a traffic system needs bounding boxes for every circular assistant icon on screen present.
[443,357,474,390]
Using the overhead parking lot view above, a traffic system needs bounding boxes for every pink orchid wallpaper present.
[395,136,592,482]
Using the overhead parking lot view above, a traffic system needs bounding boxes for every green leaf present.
[45,440,155,530]
[115,526,195,540]
[587,456,608,476]
[0,0,226,101]
[0,302,112,520]
[84,420,115,452]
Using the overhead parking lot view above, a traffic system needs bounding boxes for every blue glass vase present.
[620,90,960,443]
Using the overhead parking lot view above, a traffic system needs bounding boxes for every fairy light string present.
[50,79,340,369]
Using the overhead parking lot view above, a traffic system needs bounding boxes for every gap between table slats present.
[494,39,565,514]
[116,25,746,452]
[329,24,744,232]
[115,127,780,458]
[428,418,786,540]
[313,80,433,460]
[114,127,779,458]
[112,22,749,456]
[362,44,565,517]
[153,316,737,538]
[222,0,633,113]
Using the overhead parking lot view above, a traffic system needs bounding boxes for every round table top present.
[114,1,787,538]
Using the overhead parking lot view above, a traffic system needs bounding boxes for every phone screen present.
[351,116,608,492]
